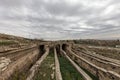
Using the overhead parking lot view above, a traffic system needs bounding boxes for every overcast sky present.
[0,0,120,40]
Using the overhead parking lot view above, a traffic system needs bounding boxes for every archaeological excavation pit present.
[0,42,120,80]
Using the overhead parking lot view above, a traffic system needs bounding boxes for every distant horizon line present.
[0,32,120,41]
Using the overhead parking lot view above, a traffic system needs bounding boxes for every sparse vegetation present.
[80,66,99,80]
[74,39,120,47]
[0,40,18,46]
[87,47,120,60]
[33,52,55,80]
[58,56,84,80]
[75,61,99,80]
[10,69,28,80]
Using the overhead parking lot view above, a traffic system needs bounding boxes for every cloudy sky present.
[0,0,120,40]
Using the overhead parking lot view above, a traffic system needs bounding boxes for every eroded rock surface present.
[0,57,11,72]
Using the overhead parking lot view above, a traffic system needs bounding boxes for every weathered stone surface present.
[71,52,120,80]
[0,46,39,80]
[54,48,63,80]
[0,57,11,72]
[26,46,49,80]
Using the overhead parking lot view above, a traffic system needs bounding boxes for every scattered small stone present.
[0,57,11,72]
[51,72,54,79]
[52,66,55,70]
[43,73,46,77]
[50,64,54,68]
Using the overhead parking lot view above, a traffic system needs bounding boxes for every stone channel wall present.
[63,44,120,80]
[0,46,40,80]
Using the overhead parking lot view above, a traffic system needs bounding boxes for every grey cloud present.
[0,0,120,40]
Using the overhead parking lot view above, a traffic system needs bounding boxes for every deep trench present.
[33,47,55,80]
[10,45,45,80]
[57,44,84,80]
[61,44,98,80]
